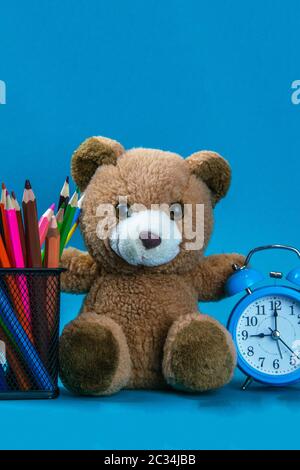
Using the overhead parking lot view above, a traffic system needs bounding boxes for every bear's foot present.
[163,313,236,392]
[59,313,131,396]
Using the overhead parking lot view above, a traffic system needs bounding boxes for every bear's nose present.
[139,231,161,249]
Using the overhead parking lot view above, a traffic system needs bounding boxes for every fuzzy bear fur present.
[59,136,243,395]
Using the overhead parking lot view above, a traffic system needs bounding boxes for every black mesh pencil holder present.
[0,268,64,399]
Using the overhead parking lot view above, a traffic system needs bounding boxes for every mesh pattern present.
[0,269,62,398]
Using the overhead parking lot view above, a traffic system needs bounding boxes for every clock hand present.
[276,340,283,359]
[268,327,300,360]
[250,333,271,338]
[278,337,300,360]
[273,306,279,331]
[271,309,283,358]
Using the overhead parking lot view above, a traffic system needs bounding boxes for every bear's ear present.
[186,151,231,205]
[71,136,125,192]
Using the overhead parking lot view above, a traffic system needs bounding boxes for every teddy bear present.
[59,136,244,396]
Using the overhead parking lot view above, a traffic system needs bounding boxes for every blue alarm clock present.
[226,244,300,390]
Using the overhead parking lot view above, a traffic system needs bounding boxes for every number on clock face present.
[236,295,300,376]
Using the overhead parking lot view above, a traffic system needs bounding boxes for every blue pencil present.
[0,363,8,391]
[70,193,84,227]
[0,281,53,390]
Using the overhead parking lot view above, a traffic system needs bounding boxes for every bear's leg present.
[59,313,131,396]
[162,313,236,392]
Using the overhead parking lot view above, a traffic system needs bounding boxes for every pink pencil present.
[6,195,33,336]
[6,195,24,267]
[38,203,55,247]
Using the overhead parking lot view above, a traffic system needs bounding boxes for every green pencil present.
[59,192,78,257]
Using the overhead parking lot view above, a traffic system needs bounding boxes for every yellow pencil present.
[65,222,78,246]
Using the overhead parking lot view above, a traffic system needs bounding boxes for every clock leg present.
[241,375,253,391]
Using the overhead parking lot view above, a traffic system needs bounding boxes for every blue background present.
[1,0,300,450]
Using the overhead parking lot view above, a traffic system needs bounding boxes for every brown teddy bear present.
[59,136,243,396]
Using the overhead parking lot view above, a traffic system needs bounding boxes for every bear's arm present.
[191,253,245,301]
[60,247,99,294]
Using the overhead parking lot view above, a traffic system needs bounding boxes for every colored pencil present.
[22,181,49,364]
[42,204,59,266]
[0,217,4,245]
[61,191,78,227]
[44,216,60,333]
[58,176,69,211]
[22,180,42,268]
[59,191,78,257]
[44,216,60,268]
[0,211,31,338]
[1,270,34,343]
[0,198,4,243]
[0,326,31,390]
[65,194,85,247]
[0,234,10,268]
[56,206,65,232]
[5,195,33,341]
[1,183,6,206]
[71,193,84,227]
[0,183,13,264]
[0,177,75,394]
[41,205,64,264]
[11,191,27,262]
[0,278,53,390]
[64,223,77,247]
[5,195,25,268]
[38,203,55,247]
[0,363,8,390]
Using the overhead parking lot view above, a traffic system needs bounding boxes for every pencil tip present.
[66,176,69,183]
[50,203,55,211]
[6,194,12,209]
[25,179,31,189]
[11,191,16,199]
[1,183,6,190]
[50,215,58,229]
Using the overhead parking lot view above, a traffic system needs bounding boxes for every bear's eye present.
[169,202,184,221]
[115,203,131,220]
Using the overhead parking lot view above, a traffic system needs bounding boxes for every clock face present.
[235,294,300,377]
